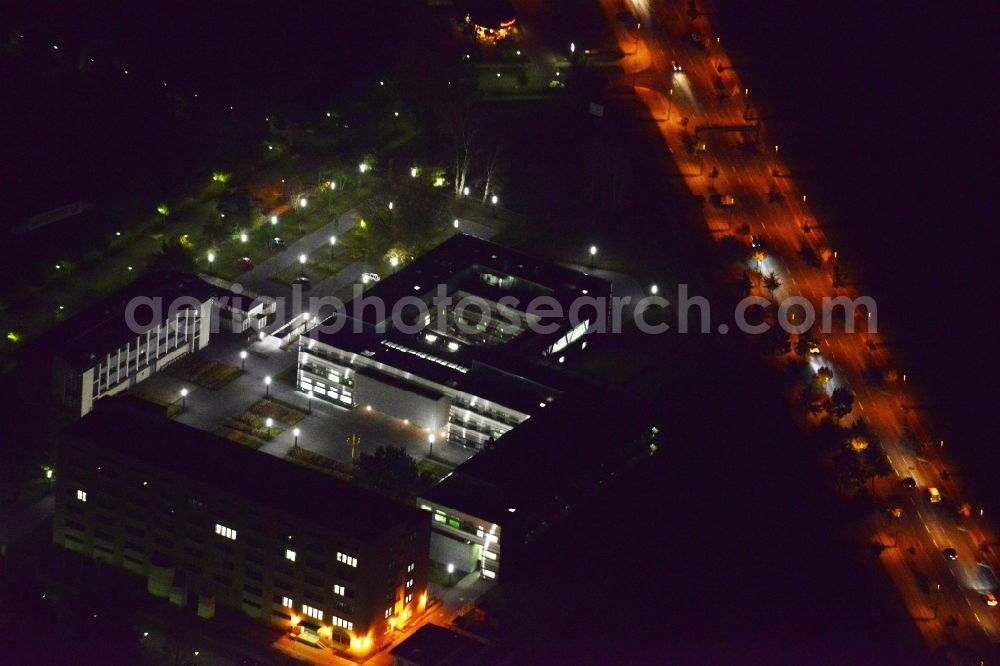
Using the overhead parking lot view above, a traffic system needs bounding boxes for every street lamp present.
[298,196,308,208]
[490,194,498,206]
[207,252,215,275]
[299,253,307,278]
[239,350,247,371]
[293,428,300,446]
[453,218,460,230]
[180,388,188,412]
[651,284,659,295]
[240,233,248,243]
[264,376,271,397]
[589,245,597,268]
[265,418,273,436]
[388,201,394,211]
[389,256,399,271]
[410,167,418,178]
[462,186,470,197]
[428,433,435,459]
[270,215,278,226]
[667,88,674,122]
[447,563,455,585]
[570,42,575,54]
[329,180,336,191]
[358,162,368,174]
[329,235,337,259]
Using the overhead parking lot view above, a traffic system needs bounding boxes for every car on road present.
[902,477,917,490]
[751,235,763,249]
[671,59,683,72]
[985,592,998,607]
[929,487,942,503]
[943,547,958,561]
[361,272,381,284]
[808,341,822,355]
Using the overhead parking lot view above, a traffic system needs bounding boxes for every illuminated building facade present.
[53,396,429,658]
[44,271,269,418]
[297,234,609,449]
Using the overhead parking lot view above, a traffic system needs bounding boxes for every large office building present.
[45,271,270,418]
[54,396,430,658]
[297,234,610,449]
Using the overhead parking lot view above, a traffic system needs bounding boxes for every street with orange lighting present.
[601,0,1000,657]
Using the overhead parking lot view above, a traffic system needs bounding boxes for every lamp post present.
[428,434,435,459]
[453,218,460,230]
[299,253,307,278]
[297,196,307,234]
[589,245,597,269]
[293,428,300,447]
[447,563,455,586]
[264,376,271,397]
[270,215,278,227]
[239,350,247,371]
[207,252,215,275]
[651,284,659,295]
[265,418,273,437]
[389,256,399,272]
[667,88,674,122]
[329,235,336,260]
[180,388,188,412]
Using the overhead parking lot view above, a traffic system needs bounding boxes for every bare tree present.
[446,103,481,200]
[480,141,505,204]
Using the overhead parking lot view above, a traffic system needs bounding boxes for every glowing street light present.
[298,196,308,208]
[180,388,188,411]
[270,215,278,225]
[570,42,576,54]
[463,186,470,196]
[490,194,498,205]
[447,562,455,585]
[329,180,336,190]
[651,284,659,295]
[388,201,394,211]
[264,376,272,397]
[428,433,435,458]
[207,252,215,275]
[359,162,369,174]
[589,245,598,268]
[240,233,248,243]
[265,418,273,435]
[239,350,247,371]
[293,428,300,446]
[299,253,307,278]
[410,167,418,178]
[453,218,460,229]
[389,256,399,271]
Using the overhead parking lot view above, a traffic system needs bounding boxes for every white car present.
[361,272,381,284]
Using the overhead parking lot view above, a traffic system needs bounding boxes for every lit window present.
[303,604,323,621]
[406,578,414,589]
[407,562,415,573]
[483,569,496,579]
[285,548,296,562]
[282,596,293,608]
[333,584,345,596]
[485,550,497,561]
[76,489,87,502]
[332,615,353,630]
[214,523,237,540]
[405,593,412,604]
[336,552,357,567]
[384,608,391,619]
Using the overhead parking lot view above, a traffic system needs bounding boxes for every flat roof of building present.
[319,233,609,335]
[69,395,426,543]
[41,271,222,372]
[422,387,659,525]
[388,623,486,665]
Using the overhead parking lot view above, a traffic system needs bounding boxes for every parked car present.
[943,547,958,561]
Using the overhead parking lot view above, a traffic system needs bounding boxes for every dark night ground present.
[2,1,996,663]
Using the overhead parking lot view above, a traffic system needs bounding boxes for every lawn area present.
[247,398,306,425]
[164,354,241,389]
[287,445,353,482]
[223,409,283,441]
[214,426,265,450]
[417,459,454,484]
